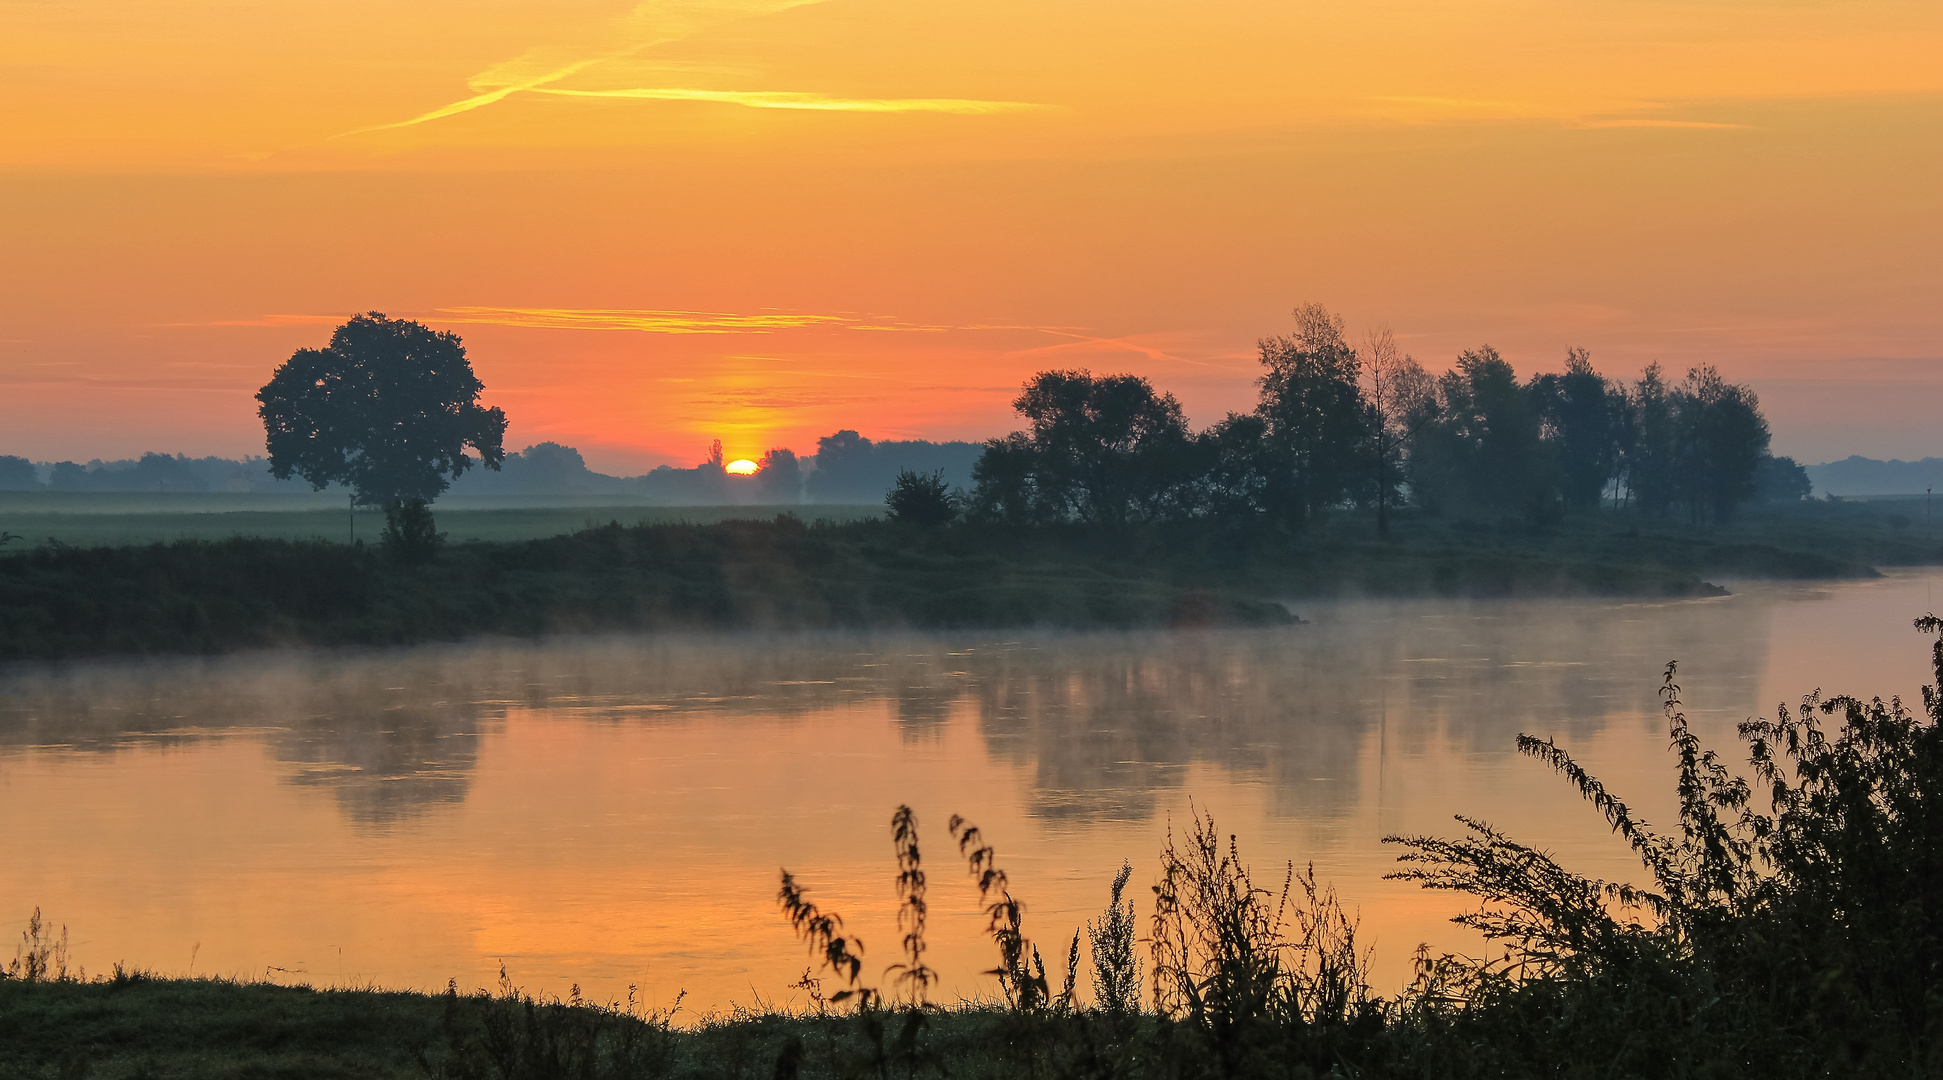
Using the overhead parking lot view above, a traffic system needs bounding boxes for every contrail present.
[336,0,843,137]
[535,87,1045,114]
[340,57,610,136]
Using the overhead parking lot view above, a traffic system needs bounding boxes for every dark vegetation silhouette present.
[805,431,985,505]
[0,519,1312,660]
[884,470,958,527]
[0,456,37,491]
[968,371,1197,527]
[257,312,509,545]
[30,452,257,493]
[1810,456,1943,497]
[0,440,971,503]
[380,497,447,563]
[8,497,1941,660]
[968,304,1804,533]
[1088,862,1141,1017]
[13,618,1942,1074]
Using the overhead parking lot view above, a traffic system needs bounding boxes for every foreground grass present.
[0,976,1136,1080]
[0,975,468,1080]
[0,976,1187,1080]
[0,501,1935,660]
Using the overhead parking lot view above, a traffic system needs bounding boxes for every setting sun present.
[723,458,759,476]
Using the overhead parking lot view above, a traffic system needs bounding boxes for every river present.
[4,570,1939,1011]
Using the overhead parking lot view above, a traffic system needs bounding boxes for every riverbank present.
[0,504,1933,661]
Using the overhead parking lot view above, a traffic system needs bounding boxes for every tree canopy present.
[967,305,1795,529]
[1254,303,1369,524]
[967,371,1195,526]
[256,313,508,506]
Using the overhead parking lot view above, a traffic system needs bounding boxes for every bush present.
[381,498,446,563]
[884,470,957,527]
[1387,616,1943,1075]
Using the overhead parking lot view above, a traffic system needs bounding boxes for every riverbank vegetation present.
[951,308,1805,534]
[8,620,1942,1077]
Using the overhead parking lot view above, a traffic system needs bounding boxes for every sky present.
[2,0,1940,472]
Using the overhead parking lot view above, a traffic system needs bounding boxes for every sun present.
[725,458,759,476]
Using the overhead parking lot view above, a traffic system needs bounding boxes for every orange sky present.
[3,0,1940,471]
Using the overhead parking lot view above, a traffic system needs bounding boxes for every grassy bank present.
[1,502,1937,660]
[0,492,877,546]
[0,518,1296,660]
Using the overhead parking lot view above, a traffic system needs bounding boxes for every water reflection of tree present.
[279,702,481,824]
[0,595,1776,826]
[0,638,903,824]
[941,596,1772,825]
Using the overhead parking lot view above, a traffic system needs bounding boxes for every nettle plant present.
[1388,617,1943,1063]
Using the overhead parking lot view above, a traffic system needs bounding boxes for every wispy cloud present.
[1007,332,1186,365]
[1575,118,1750,130]
[535,87,1044,114]
[437,308,1060,334]
[337,0,826,136]
[337,0,1039,136]
[432,307,853,334]
[162,313,345,328]
[1368,95,1750,130]
[170,308,1081,337]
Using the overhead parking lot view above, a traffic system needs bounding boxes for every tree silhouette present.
[972,370,1195,526]
[1529,348,1619,513]
[1359,328,1433,536]
[0,455,39,491]
[256,313,508,523]
[757,448,803,503]
[886,469,957,526]
[1410,345,1556,520]
[1255,304,1368,527]
[963,321,1781,531]
[1678,365,1770,522]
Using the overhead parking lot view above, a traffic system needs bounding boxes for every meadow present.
[0,492,878,547]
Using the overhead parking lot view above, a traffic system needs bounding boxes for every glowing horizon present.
[3,0,1941,472]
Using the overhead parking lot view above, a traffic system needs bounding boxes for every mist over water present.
[4,571,1939,1011]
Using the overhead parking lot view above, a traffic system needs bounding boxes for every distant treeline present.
[460,433,983,504]
[0,453,294,494]
[0,433,984,505]
[960,306,1814,530]
[1807,455,1943,498]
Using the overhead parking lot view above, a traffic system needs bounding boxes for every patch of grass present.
[0,492,878,547]
[0,518,1299,661]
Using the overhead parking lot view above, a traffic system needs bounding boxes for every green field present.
[0,492,879,547]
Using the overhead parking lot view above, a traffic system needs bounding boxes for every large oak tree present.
[257,312,508,510]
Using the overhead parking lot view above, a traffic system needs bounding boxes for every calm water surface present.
[5,571,1941,1010]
